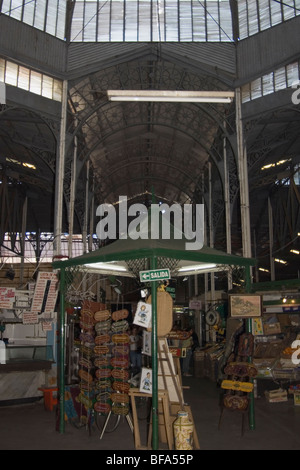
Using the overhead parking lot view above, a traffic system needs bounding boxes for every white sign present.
[139,268,170,282]
[31,272,58,313]
[189,300,202,310]
[23,312,38,324]
[133,301,152,328]
[0,287,15,308]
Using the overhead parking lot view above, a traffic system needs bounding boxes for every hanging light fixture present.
[107,90,235,103]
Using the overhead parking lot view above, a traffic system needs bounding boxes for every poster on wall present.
[142,330,151,356]
[133,301,152,328]
[31,272,58,314]
[23,311,39,324]
[139,367,152,394]
[230,294,262,318]
[0,287,15,308]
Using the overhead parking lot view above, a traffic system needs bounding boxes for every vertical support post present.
[20,196,28,285]
[236,88,255,430]
[54,79,68,256]
[59,267,66,434]
[82,160,90,254]
[208,162,215,298]
[68,119,78,258]
[223,125,232,291]
[268,197,275,281]
[151,255,158,450]
[245,264,255,430]
[89,178,95,252]
[235,88,252,259]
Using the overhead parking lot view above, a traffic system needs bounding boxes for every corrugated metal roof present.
[67,42,236,81]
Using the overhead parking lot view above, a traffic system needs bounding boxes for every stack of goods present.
[271,343,300,380]
[78,304,97,415]
[110,309,130,415]
[94,309,112,414]
[93,308,131,417]
[288,384,300,405]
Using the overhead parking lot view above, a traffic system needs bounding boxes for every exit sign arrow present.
[139,268,170,283]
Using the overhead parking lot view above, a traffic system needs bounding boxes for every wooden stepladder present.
[130,291,200,449]
[150,338,200,450]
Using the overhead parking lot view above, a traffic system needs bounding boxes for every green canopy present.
[52,236,256,271]
[53,221,256,448]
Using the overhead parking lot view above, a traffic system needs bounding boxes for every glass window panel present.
[56,0,67,39]
[125,0,138,41]
[283,0,295,20]
[53,79,62,101]
[9,0,22,20]
[152,0,166,41]
[274,67,286,91]
[34,0,47,30]
[1,0,11,15]
[248,0,259,35]
[179,0,193,41]
[0,58,5,82]
[258,0,271,31]
[30,71,42,95]
[18,66,30,90]
[251,77,262,99]
[270,0,282,26]
[46,0,58,36]
[22,0,35,25]
[138,0,151,41]
[42,75,53,98]
[192,0,206,41]
[262,72,274,95]
[206,2,220,41]
[5,61,18,86]
[97,1,111,41]
[237,0,248,39]
[219,2,233,41]
[83,1,97,41]
[165,0,179,41]
[71,2,85,41]
[111,0,124,41]
[241,83,251,102]
[286,62,299,87]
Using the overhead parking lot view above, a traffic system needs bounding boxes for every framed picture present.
[139,367,152,394]
[142,330,152,356]
[133,301,152,328]
[229,294,262,318]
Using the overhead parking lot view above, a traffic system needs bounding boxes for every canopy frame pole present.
[151,255,158,450]
[59,267,66,434]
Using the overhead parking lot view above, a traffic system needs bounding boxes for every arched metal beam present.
[99,174,194,202]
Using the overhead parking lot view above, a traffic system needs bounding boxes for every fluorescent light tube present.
[107,90,234,103]
[84,262,128,272]
[178,263,217,272]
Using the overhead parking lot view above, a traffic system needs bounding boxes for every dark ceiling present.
[0,47,300,284]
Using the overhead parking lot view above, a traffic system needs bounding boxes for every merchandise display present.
[76,300,131,424]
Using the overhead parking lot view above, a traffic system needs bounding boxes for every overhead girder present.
[67,102,236,205]
[98,174,193,203]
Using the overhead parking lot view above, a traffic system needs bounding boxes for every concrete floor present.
[0,376,299,451]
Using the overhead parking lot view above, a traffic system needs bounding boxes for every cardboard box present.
[263,322,281,335]
[265,388,288,403]
[294,394,300,406]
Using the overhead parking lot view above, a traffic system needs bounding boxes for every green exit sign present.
[139,268,170,282]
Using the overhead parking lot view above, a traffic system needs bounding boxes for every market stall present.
[52,226,256,449]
